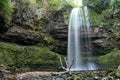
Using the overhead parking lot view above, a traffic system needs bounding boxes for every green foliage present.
[101,0,120,27]
[0,41,61,72]
[109,0,120,19]
[48,0,67,12]
[88,8,102,26]
[0,0,13,28]
[29,0,36,4]
[37,2,43,8]
[88,0,110,13]
[13,0,36,6]
[97,48,120,68]
[37,0,67,12]
[86,0,120,27]
[66,0,83,8]
[116,65,120,77]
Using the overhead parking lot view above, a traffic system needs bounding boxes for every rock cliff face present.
[48,7,70,55]
[11,0,37,29]
[48,8,114,55]
[0,0,116,56]
[0,27,45,45]
[50,24,112,55]
[0,0,48,45]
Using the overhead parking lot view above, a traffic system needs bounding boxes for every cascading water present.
[67,0,98,71]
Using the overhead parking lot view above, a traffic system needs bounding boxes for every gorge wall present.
[0,0,118,56]
[48,8,117,56]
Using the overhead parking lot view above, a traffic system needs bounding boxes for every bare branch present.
[59,57,66,70]
[68,59,74,74]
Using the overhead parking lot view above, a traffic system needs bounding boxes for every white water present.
[67,5,98,71]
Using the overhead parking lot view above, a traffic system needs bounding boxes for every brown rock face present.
[0,27,45,45]
[49,18,112,55]
[48,9,68,55]
[46,6,112,55]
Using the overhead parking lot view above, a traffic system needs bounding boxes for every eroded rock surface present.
[0,27,45,45]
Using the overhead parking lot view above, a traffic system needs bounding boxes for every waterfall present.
[67,2,98,71]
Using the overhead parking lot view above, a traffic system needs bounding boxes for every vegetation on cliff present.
[0,41,61,72]
[86,0,120,27]
[97,48,120,68]
[0,0,13,33]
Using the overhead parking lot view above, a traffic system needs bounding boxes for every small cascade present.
[67,0,98,71]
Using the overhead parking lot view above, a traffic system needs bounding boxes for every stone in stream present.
[85,77,95,80]
[0,71,4,78]
[101,77,109,80]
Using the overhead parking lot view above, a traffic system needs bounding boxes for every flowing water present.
[67,1,98,71]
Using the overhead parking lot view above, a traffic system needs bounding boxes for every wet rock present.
[1,70,119,80]
[92,38,112,55]
[0,71,4,78]
[48,10,110,55]
[49,11,68,54]
[85,77,94,80]
[94,75,101,80]
[0,27,45,45]
[16,71,60,80]
[101,77,109,80]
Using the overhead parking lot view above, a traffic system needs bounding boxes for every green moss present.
[0,41,61,72]
[97,48,120,68]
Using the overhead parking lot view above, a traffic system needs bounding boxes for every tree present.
[0,0,13,33]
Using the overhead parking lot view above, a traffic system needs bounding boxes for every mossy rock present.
[97,48,120,68]
[0,41,62,72]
